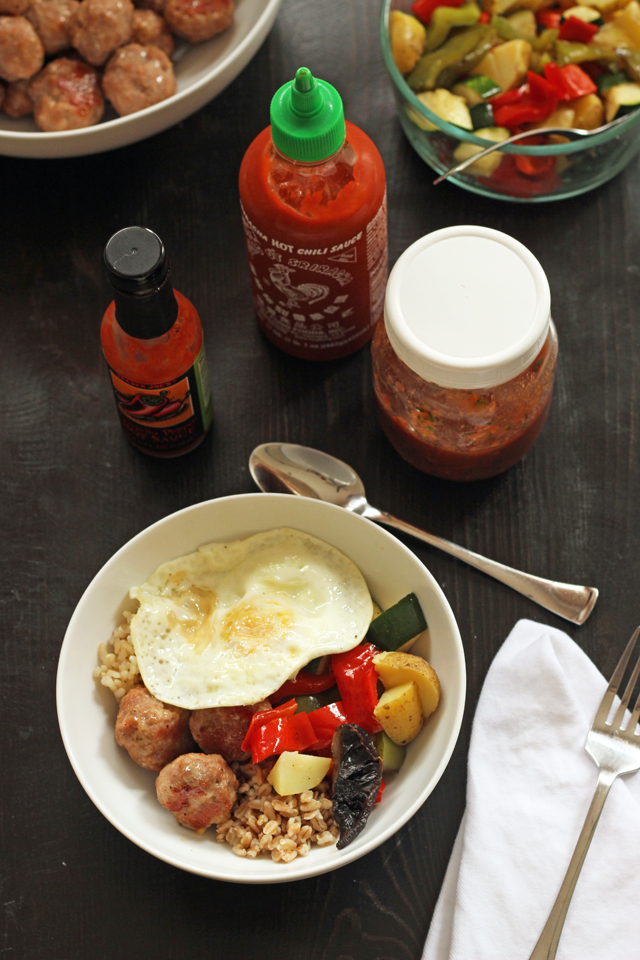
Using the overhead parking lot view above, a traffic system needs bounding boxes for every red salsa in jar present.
[372,226,557,482]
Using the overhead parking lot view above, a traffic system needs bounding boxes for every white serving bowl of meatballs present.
[0,0,282,157]
[56,493,466,883]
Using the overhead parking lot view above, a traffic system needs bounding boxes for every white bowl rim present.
[56,492,466,883]
[0,0,282,144]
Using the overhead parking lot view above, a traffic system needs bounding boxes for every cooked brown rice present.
[217,761,338,862]
[94,611,142,699]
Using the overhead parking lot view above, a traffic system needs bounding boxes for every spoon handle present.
[364,507,598,626]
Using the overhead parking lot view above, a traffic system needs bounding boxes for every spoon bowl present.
[249,442,599,626]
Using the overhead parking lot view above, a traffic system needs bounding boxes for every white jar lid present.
[384,226,551,390]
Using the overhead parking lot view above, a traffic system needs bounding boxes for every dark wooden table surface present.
[2,0,640,957]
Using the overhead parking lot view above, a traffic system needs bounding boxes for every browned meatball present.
[189,700,271,762]
[131,9,172,56]
[164,0,232,43]
[114,684,195,772]
[102,43,175,115]
[2,78,32,116]
[0,17,44,83]
[68,0,133,66]
[26,0,80,55]
[30,58,103,130]
[0,0,30,14]
[156,753,238,831]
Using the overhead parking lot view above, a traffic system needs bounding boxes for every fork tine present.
[594,625,640,726]
[612,642,640,729]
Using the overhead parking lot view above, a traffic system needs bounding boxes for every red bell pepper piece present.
[240,698,297,753]
[544,62,597,100]
[374,780,386,804]
[492,71,558,130]
[478,9,491,23]
[249,712,317,764]
[270,667,336,703]
[307,701,347,750]
[332,642,383,735]
[558,15,598,42]
[411,0,464,24]
[536,8,562,29]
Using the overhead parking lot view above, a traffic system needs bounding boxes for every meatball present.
[26,0,80,55]
[189,700,271,762]
[164,0,233,44]
[0,17,44,83]
[68,0,133,67]
[0,0,30,14]
[102,43,175,115]
[30,57,103,130]
[131,9,173,56]
[114,684,195,772]
[2,78,32,116]
[156,753,238,831]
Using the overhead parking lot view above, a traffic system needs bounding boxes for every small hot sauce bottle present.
[101,226,213,457]
[239,67,387,361]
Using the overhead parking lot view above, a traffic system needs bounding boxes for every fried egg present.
[129,527,373,709]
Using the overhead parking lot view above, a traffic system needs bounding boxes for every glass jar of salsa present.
[372,226,558,482]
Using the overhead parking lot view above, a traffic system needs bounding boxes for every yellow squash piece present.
[614,0,640,47]
[507,8,538,36]
[471,39,532,91]
[373,651,441,719]
[267,752,331,797]
[374,681,425,746]
[391,10,427,74]
[452,125,511,176]
[413,88,473,130]
[569,92,605,128]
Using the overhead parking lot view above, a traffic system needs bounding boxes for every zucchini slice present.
[597,69,630,93]
[561,5,605,26]
[470,101,495,128]
[604,80,640,121]
[452,73,502,106]
[367,593,427,652]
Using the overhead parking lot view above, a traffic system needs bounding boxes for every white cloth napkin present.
[423,619,640,960]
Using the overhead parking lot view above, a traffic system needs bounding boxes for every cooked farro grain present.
[93,611,142,699]
[217,761,338,862]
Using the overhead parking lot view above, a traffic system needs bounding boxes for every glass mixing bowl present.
[380,0,640,202]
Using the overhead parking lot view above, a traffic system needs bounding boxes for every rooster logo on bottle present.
[269,264,329,310]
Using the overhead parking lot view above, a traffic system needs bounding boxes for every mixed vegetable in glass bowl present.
[381,0,640,200]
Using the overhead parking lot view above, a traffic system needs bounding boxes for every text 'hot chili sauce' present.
[239,67,387,361]
[372,226,558,482]
[101,227,213,457]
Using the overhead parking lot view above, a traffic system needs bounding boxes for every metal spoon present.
[249,442,598,625]
[433,113,635,185]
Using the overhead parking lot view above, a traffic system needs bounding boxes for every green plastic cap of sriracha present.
[270,67,346,163]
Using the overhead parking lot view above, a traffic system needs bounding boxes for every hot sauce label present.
[241,193,387,357]
[108,344,212,455]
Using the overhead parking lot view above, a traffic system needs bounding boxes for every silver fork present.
[528,626,640,960]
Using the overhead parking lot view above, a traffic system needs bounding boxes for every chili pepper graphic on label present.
[114,389,189,422]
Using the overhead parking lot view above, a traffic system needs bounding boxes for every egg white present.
[129,527,373,709]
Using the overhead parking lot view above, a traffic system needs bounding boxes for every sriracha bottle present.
[101,227,213,457]
[239,67,387,361]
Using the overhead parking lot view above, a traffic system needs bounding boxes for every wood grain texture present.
[1,0,640,957]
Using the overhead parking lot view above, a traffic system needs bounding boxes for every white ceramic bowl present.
[0,0,282,159]
[57,493,465,883]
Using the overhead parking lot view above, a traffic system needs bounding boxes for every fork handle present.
[528,768,617,960]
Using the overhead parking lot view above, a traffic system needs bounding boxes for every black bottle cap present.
[104,227,178,339]
[104,227,168,294]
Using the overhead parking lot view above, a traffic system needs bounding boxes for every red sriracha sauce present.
[239,67,387,361]
[101,227,213,457]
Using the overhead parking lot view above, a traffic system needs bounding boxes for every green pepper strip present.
[554,39,620,67]
[408,23,492,91]
[436,27,498,89]
[426,2,481,52]
[492,16,558,51]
